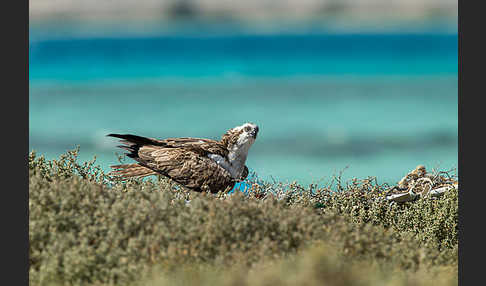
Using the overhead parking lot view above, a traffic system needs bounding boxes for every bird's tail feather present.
[109,164,157,179]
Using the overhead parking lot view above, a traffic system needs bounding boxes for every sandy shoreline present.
[30,0,457,23]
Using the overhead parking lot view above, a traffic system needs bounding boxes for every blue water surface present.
[29,32,458,187]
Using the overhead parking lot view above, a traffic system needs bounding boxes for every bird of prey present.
[107,123,259,193]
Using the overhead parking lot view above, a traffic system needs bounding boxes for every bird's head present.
[221,122,259,153]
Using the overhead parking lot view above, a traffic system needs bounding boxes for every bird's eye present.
[244,126,251,132]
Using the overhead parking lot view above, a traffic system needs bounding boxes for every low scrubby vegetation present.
[29,148,458,286]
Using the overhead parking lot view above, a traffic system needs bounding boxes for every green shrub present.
[142,243,457,286]
[29,149,458,286]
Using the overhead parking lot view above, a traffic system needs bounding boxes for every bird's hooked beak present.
[250,126,259,139]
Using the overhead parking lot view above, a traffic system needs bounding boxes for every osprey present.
[107,123,259,193]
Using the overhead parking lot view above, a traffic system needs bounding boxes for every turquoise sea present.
[29,30,458,186]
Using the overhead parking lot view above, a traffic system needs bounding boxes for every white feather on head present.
[216,122,259,179]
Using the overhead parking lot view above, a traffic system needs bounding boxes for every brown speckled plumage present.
[107,124,256,193]
[220,128,244,149]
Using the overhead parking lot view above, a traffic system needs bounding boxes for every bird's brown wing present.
[108,134,228,158]
[137,145,235,192]
[162,137,229,157]
[107,134,235,192]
